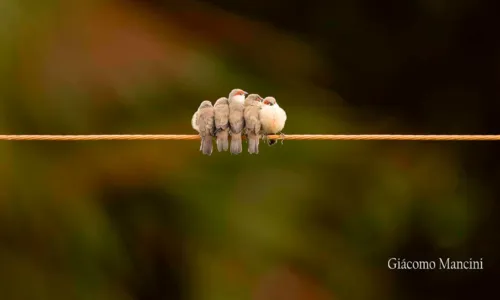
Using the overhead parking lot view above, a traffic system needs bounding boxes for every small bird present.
[213,97,230,152]
[228,88,248,154]
[244,94,263,154]
[259,96,287,145]
[192,100,215,155]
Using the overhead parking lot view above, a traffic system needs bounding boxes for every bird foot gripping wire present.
[261,132,285,146]
[279,132,285,145]
[262,134,270,146]
[261,134,272,146]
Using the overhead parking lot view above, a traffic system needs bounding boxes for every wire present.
[1,134,500,141]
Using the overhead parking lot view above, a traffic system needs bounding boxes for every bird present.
[192,100,215,155]
[259,96,287,145]
[244,94,263,154]
[228,88,248,154]
[213,97,230,152]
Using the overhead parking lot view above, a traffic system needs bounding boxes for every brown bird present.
[244,94,263,154]
[192,100,215,155]
[228,88,248,154]
[214,97,230,152]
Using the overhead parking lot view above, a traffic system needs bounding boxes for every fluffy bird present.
[228,88,248,154]
[259,96,287,145]
[213,97,230,152]
[192,100,215,155]
[244,94,263,154]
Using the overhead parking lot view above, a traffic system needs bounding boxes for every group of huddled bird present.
[192,88,287,155]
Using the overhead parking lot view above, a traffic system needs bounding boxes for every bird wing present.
[214,104,229,130]
[198,108,215,137]
[244,105,261,134]
[229,103,244,133]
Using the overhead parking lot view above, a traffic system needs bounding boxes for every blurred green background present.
[1,0,498,299]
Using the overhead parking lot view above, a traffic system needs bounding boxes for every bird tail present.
[248,135,259,154]
[230,132,242,154]
[216,129,229,152]
[201,136,213,156]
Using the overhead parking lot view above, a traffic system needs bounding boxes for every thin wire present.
[1,134,500,141]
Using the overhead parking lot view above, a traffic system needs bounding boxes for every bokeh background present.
[1,0,499,299]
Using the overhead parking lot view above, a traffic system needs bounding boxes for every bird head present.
[199,100,213,109]
[245,94,263,105]
[229,89,248,103]
[214,97,229,106]
[263,97,277,106]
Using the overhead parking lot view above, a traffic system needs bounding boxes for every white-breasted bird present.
[244,94,263,154]
[228,88,248,154]
[192,100,215,155]
[259,96,287,145]
[213,97,230,152]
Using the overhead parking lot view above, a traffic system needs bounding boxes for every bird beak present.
[244,91,249,96]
